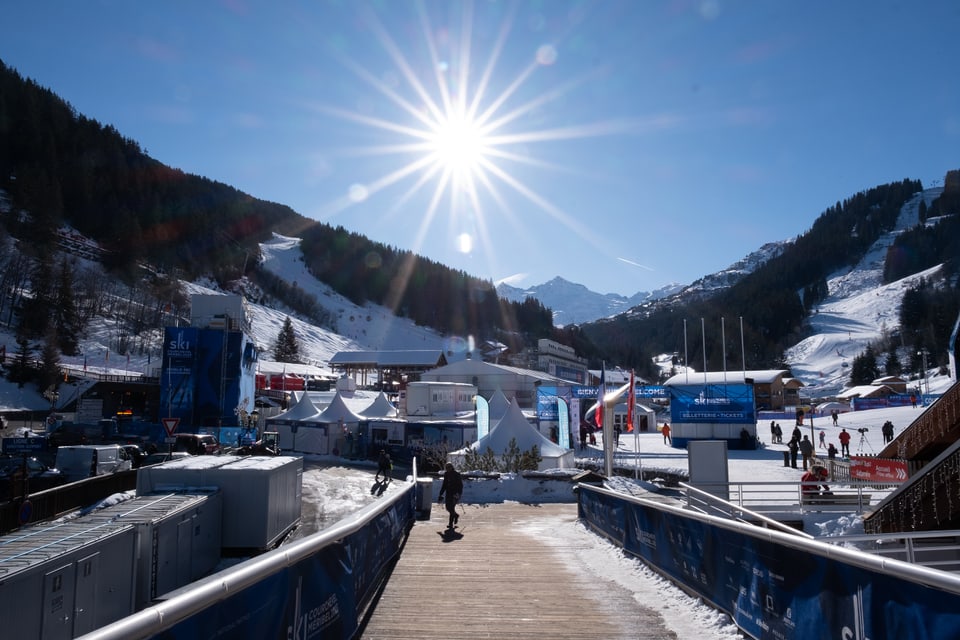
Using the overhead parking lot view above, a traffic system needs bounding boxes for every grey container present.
[0,520,137,639]
[77,492,223,610]
[136,454,238,495]
[136,455,303,551]
[209,456,303,550]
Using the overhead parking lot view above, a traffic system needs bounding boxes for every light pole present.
[918,349,929,401]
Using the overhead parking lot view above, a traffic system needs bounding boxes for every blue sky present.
[3,1,958,296]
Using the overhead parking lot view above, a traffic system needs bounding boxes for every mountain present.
[495,278,683,326]
[498,241,789,327]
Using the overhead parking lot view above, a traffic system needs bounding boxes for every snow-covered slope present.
[785,188,945,397]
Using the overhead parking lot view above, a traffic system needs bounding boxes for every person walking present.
[774,423,783,444]
[579,421,589,450]
[661,423,671,445]
[437,462,464,530]
[818,430,826,449]
[839,428,851,457]
[375,449,392,482]
[799,435,814,471]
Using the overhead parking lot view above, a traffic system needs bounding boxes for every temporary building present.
[316,391,366,457]
[449,399,575,470]
[360,392,400,418]
[267,391,326,454]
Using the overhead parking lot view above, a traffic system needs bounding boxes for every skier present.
[437,462,464,530]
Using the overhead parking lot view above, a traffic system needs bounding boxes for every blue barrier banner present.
[579,487,960,639]
[669,384,755,424]
[158,488,414,639]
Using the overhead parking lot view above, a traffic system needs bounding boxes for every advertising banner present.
[476,396,490,441]
[669,384,755,424]
[162,327,198,424]
[579,487,960,639]
[850,456,908,483]
[558,398,570,449]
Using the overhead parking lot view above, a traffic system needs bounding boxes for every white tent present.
[487,388,510,420]
[450,399,575,470]
[315,392,366,457]
[360,392,399,418]
[266,392,328,454]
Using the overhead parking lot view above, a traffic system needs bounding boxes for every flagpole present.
[740,316,746,376]
[722,317,727,386]
[683,319,689,384]
[701,317,708,385]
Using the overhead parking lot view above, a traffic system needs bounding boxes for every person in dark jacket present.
[437,462,464,530]
[375,449,392,482]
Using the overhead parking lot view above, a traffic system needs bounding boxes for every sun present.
[314,4,635,287]
[427,109,489,179]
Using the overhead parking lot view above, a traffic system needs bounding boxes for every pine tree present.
[54,256,82,355]
[273,316,301,363]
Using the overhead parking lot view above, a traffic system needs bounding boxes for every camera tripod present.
[856,429,873,454]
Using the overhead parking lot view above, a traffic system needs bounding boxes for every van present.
[54,445,133,482]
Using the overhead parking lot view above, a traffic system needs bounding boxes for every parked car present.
[173,433,222,455]
[54,445,133,482]
[120,444,147,468]
[0,455,61,480]
[141,451,192,467]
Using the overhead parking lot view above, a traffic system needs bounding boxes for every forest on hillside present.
[0,60,559,375]
[584,176,960,377]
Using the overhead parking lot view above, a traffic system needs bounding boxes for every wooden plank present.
[359,502,675,640]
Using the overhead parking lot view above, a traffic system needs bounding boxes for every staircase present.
[864,381,960,533]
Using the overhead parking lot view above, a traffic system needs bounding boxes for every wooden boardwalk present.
[359,502,677,639]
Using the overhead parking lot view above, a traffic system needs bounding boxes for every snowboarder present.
[437,462,464,530]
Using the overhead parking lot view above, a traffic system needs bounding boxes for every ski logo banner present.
[476,396,490,440]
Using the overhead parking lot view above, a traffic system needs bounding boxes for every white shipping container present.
[212,456,303,550]
[136,455,303,551]
[77,492,223,610]
[0,521,137,639]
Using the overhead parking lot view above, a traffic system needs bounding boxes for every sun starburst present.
[311,2,644,303]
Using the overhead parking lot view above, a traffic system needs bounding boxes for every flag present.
[626,370,635,433]
[596,362,606,429]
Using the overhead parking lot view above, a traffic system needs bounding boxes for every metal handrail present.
[684,480,880,515]
[77,482,415,640]
[679,481,813,538]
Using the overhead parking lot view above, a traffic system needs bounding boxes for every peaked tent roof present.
[487,388,510,419]
[468,399,569,459]
[270,391,321,422]
[360,392,400,418]
[315,391,364,424]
